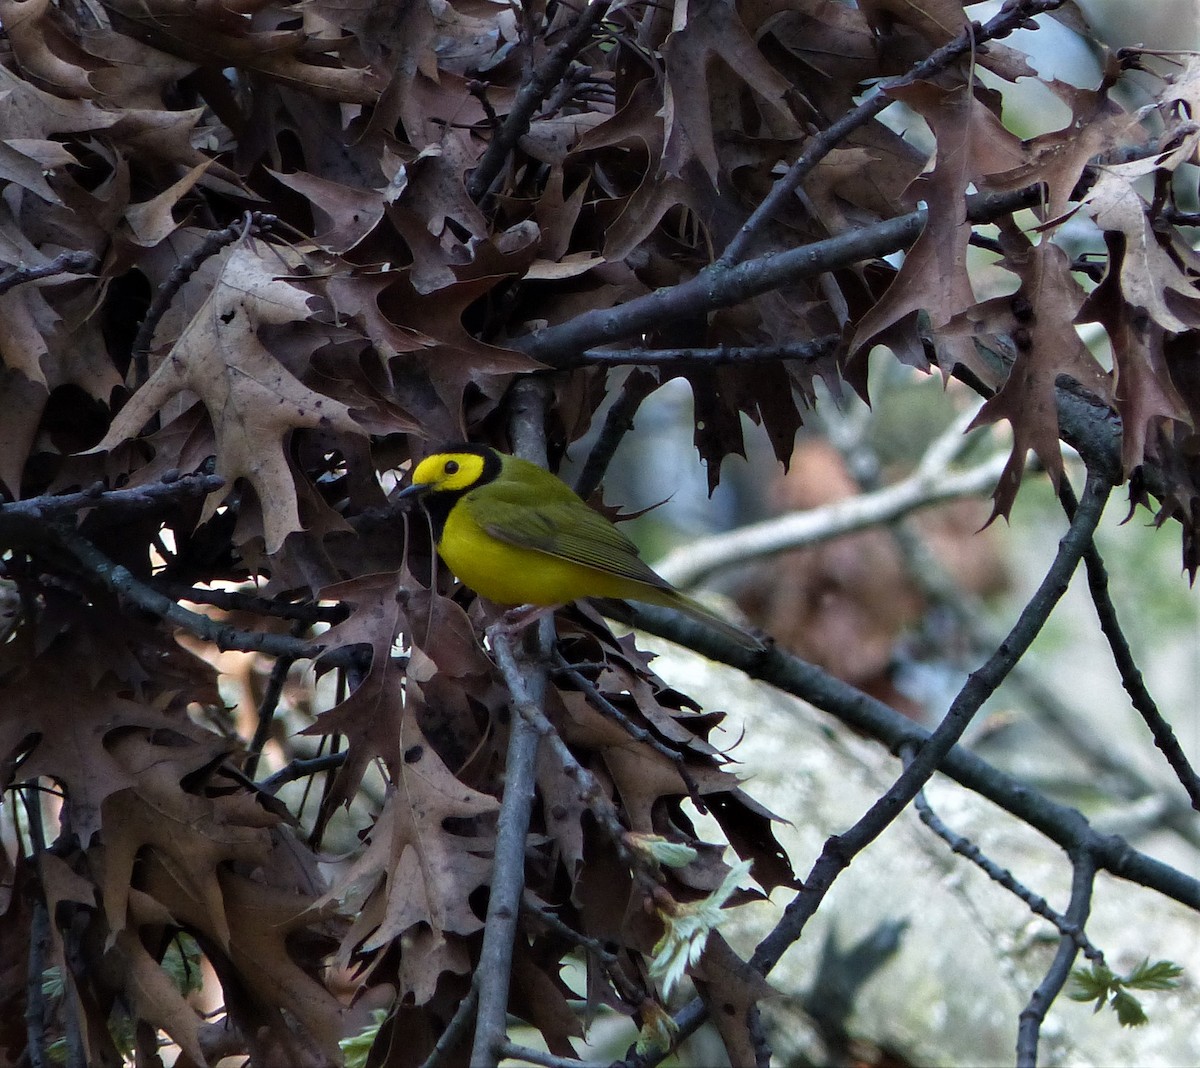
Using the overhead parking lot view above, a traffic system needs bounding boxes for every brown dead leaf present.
[323,745,497,1000]
[270,169,387,255]
[97,730,278,949]
[851,81,1026,379]
[662,0,801,183]
[110,928,207,1066]
[1085,169,1200,334]
[692,931,777,1065]
[91,246,366,554]
[0,643,224,844]
[0,0,105,98]
[858,0,966,44]
[1080,236,1192,474]
[968,227,1111,516]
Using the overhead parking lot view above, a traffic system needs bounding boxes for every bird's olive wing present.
[469,494,670,589]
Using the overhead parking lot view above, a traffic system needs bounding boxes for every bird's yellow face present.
[409,450,489,493]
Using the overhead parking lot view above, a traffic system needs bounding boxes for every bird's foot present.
[484,604,559,651]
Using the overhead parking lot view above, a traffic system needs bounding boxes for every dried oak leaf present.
[0,0,107,98]
[107,927,208,1066]
[96,730,279,949]
[984,81,1135,223]
[662,0,800,183]
[104,0,382,104]
[967,228,1111,517]
[1084,168,1200,335]
[692,931,777,1066]
[322,744,498,1003]
[307,573,494,806]
[140,855,348,1066]
[850,81,1025,382]
[0,643,224,845]
[92,246,366,554]
[1079,236,1191,475]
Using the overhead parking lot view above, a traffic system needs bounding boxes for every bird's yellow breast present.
[438,496,652,606]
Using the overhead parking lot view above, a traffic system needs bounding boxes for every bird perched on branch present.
[398,443,765,652]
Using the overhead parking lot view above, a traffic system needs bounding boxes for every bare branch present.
[53,527,326,660]
[573,369,659,501]
[570,338,838,369]
[518,185,1043,366]
[911,763,1105,964]
[1060,481,1200,809]
[654,443,1016,589]
[259,753,348,793]
[1016,852,1098,1066]
[470,623,548,1068]
[243,638,300,779]
[471,377,556,1068]
[498,1041,603,1068]
[421,982,480,1068]
[0,472,225,543]
[0,250,98,296]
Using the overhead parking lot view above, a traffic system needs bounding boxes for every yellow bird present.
[398,444,764,651]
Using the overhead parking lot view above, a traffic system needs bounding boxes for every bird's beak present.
[395,482,431,503]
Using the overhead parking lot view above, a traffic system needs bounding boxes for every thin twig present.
[1015,852,1097,1067]
[53,527,326,660]
[153,581,348,624]
[573,369,658,501]
[420,981,480,1068]
[0,250,98,296]
[498,1041,604,1068]
[243,639,300,779]
[0,472,224,534]
[553,655,702,798]
[467,0,613,202]
[653,445,1017,589]
[717,0,1067,266]
[522,892,617,964]
[1059,481,1200,809]
[576,338,838,367]
[259,752,348,793]
[910,760,1104,963]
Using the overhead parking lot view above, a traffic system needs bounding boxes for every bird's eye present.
[444,460,459,475]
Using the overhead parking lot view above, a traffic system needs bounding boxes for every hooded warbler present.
[398,444,764,651]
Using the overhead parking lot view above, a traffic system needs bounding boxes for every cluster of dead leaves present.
[2,0,1200,1063]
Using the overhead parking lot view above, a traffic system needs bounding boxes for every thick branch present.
[518,186,1043,366]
